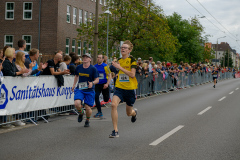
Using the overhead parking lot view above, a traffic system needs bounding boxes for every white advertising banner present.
[0,76,75,115]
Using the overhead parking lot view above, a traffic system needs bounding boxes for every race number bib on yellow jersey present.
[78,82,88,90]
[119,74,129,82]
[115,57,138,90]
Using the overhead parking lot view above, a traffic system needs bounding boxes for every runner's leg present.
[111,95,121,132]
[126,105,136,117]
[95,84,102,114]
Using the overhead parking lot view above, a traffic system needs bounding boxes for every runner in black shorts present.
[212,66,219,88]
[109,40,138,138]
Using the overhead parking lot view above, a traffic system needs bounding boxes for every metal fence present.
[135,71,234,98]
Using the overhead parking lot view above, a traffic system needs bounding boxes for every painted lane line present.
[236,88,239,90]
[218,96,226,101]
[229,91,234,94]
[198,107,212,115]
[149,125,184,146]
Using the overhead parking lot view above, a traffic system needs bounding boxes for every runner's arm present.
[72,75,79,91]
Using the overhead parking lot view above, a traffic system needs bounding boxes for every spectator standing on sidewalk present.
[0,49,5,63]
[109,40,138,138]
[15,52,35,77]
[59,55,71,71]
[94,54,112,118]
[42,53,70,75]
[2,48,28,76]
[15,39,29,59]
[71,53,99,127]
[25,48,47,76]
[69,55,80,75]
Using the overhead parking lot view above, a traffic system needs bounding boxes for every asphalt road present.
[1,78,240,160]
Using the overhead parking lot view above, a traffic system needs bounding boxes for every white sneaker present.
[15,121,26,126]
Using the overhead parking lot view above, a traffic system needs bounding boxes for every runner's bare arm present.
[72,75,79,91]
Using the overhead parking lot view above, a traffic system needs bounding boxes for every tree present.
[77,0,178,61]
[220,50,233,68]
[166,13,205,63]
[203,45,215,63]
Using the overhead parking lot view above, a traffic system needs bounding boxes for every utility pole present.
[228,46,230,68]
[93,0,99,64]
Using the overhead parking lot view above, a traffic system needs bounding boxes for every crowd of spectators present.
[0,39,83,127]
[136,57,237,79]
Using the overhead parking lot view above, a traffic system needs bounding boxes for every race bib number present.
[99,73,104,79]
[213,74,217,78]
[78,82,88,90]
[119,74,129,82]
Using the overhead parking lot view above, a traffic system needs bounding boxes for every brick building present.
[0,0,107,56]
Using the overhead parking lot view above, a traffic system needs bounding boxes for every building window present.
[5,2,14,20]
[79,9,83,25]
[100,0,103,5]
[67,5,71,23]
[72,39,76,53]
[84,11,88,25]
[78,41,81,55]
[4,35,13,47]
[83,41,87,54]
[89,13,93,26]
[22,35,31,51]
[104,0,107,6]
[88,44,92,54]
[66,38,70,54]
[73,7,77,25]
[23,2,33,20]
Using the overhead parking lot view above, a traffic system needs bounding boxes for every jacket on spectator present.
[2,58,19,76]
[69,62,76,75]
[54,75,64,87]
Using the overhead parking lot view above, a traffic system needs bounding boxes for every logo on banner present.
[0,84,8,109]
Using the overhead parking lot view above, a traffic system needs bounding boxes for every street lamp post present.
[216,36,226,66]
[104,8,112,58]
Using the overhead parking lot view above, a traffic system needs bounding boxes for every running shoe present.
[213,85,215,88]
[84,120,90,127]
[109,130,119,138]
[78,113,83,123]
[93,112,100,118]
[131,108,137,123]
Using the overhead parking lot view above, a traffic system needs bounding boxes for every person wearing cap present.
[93,54,112,118]
[109,40,138,138]
[71,53,99,127]
[137,57,142,63]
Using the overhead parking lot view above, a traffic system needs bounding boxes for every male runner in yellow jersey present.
[109,40,138,138]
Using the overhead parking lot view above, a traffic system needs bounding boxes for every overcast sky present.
[153,0,240,53]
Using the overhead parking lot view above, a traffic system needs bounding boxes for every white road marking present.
[198,107,212,115]
[149,125,184,146]
[229,91,234,94]
[236,88,239,90]
[218,96,226,101]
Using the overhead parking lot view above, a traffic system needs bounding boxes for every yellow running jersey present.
[115,57,138,90]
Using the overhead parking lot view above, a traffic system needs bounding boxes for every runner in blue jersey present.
[212,66,219,88]
[94,54,112,118]
[72,53,99,127]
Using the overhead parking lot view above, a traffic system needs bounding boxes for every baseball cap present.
[82,53,91,58]
[138,57,141,60]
